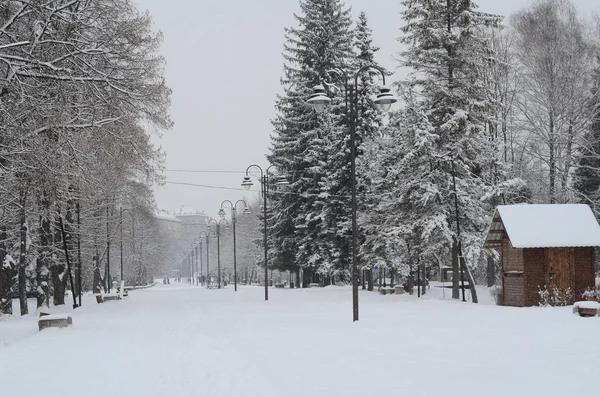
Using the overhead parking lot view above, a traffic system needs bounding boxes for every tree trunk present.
[37,200,51,309]
[549,111,556,203]
[367,268,373,291]
[52,267,67,306]
[459,244,478,303]
[76,201,82,306]
[92,252,102,293]
[0,224,16,315]
[18,206,28,315]
[452,239,460,299]
[295,269,300,288]
[302,267,313,288]
[51,215,66,306]
[486,252,495,287]
[560,121,574,199]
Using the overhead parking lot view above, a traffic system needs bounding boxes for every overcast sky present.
[135,0,600,219]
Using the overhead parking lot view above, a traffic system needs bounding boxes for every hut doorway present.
[545,248,575,292]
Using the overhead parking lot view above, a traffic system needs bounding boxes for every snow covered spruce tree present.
[352,11,390,288]
[395,0,511,300]
[268,0,354,286]
[363,87,446,293]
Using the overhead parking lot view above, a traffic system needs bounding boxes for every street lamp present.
[199,230,216,287]
[219,200,250,292]
[241,164,288,301]
[190,244,194,284]
[196,237,202,285]
[194,242,200,285]
[207,218,229,289]
[307,66,397,322]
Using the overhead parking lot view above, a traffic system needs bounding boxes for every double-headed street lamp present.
[219,200,250,292]
[207,217,229,289]
[184,245,194,283]
[199,230,215,287]
[307,66,397,322]
[241,164,288,301]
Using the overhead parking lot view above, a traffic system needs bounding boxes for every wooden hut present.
[484,204,600,307]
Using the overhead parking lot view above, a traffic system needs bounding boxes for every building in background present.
[155,207,209,278]
[175,206,208,240]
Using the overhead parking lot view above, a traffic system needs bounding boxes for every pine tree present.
[351,11,390,278]
[268,0,354,285]
[394,0,505,300]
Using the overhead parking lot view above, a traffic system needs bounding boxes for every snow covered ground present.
[1,282,598,397]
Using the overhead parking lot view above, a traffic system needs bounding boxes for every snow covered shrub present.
[581,287,600,300]
[489,285,502,306]
[538,286,573,307]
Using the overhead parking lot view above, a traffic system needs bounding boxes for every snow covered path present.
[1,283,599,396]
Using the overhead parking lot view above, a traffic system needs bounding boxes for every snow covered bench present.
[103,293,120,302]
[96,293,121,303]
[38,314,73,331]
[573,301,600,317]
[379,287,395,295]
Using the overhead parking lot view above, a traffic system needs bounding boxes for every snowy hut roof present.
[485,204,600,248]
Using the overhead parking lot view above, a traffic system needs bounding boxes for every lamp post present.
[241,165,288,301]
[208,217,229,289]
[190,246,194,284]
[199,229,216,287]
[194,243,199,285]
[106,205,111,293]
[198,242,203,285]
[307,66,397,322]
[219,200,250,292]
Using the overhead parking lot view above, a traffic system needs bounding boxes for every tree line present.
[0,0,171,315]
[267,0,600,296]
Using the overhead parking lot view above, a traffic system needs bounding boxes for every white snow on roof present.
[497,204,600,248]
[155,211,182,223]
[177,206,202,215]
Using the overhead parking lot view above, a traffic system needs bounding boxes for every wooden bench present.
[274,283,285,288]
[38,314,73,331]
[308,283,321,288]
[103,293,120,302]
[573,301,600,317]
[96,293,121,303]
[379,287,396,295]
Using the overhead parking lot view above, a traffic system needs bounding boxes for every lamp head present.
[218,208,226,219]
[241,176,253,190]
[373,86,398,112]
[307,84,331,113]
